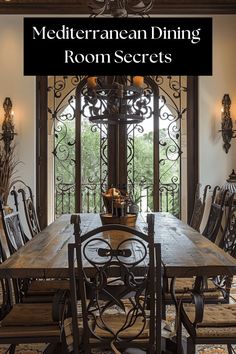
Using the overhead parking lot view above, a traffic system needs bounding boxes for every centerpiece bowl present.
[100,213,137,227]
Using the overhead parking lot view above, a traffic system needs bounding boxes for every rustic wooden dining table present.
[0,212,236,280]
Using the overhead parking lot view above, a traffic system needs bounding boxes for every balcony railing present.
[55,182,180,218]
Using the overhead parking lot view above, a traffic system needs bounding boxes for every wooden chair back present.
[68,214,161,354]
[189,184,211,232]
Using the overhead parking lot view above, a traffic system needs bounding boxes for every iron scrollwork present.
[127,76,187,217]
[49,75,187,217]
[48,76,108,216]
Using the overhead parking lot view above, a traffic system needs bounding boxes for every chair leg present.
[43,343,60,354]
[162,302,166,319]
[227,344,233,354]
[8,345,16,354]
[6,344,16,354]
[187,338,195,354]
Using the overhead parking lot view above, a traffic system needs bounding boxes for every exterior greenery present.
[55,119,180,216]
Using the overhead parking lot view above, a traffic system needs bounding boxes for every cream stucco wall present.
[0,15,235,222]
[0,16,36,194]
[199,15,236,188]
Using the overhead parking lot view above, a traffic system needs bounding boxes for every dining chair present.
[162,189,235,318]
[64,213,162,354]
[178,206,236,353]
[0,202,30,303]
[211,205,236,302]
[202,186,229,243]
[11,182,41,238]
[0,243,69,354]
[180,281,236,354]
[0,200,29,255]
[0,198,69,303]
[189,183,211,232]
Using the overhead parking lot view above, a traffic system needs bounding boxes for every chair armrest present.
[190,290,204,325]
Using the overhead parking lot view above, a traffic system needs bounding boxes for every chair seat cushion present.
[64,313,151,353]
[164,289,223,301]
[196,326,236,338]
[123,349,147,354]
[94,314,150,339]
[169,277,218,293]
[1,303,56,327]
[0,325,60,338]
[27,279,69,295]
[184,303,236,328]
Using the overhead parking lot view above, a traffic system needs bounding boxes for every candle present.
[87,76,97,89]
[133,76,144,88]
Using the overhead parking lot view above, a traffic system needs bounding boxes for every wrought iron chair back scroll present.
[220,206,236,254]
[202,186,228,243]
[68,213,161,354]
[0,198,28,257]
[11,182,41,238]
[0,198,30,303]
[0,197,70,305]
[211,205,236,300]
[189,184,211,232]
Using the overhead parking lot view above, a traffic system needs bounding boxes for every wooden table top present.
[0,212,236,279]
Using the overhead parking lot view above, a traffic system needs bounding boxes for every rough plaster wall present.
[199,15,236,229]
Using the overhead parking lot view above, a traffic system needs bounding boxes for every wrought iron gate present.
[47,76,187,218]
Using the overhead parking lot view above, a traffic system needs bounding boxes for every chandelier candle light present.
[85,75,146,125]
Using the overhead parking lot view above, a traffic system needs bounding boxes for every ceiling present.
[0,0,236,14]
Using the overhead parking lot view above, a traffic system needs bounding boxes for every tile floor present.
[1,283,236,353]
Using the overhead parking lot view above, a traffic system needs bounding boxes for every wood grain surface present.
[0,213,236,279]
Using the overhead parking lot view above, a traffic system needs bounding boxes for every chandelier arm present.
[88,0,153,17]
[126,0,153,14]
[84,76,146,125]
[88,0,109,16]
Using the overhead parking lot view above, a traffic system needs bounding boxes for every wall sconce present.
[0,97,17,153]
[219,94,236,153]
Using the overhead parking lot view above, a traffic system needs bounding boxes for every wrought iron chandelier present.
[88,0,153,17]
[83,76,146,125]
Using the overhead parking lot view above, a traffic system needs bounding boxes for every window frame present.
[36,76,198,229]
